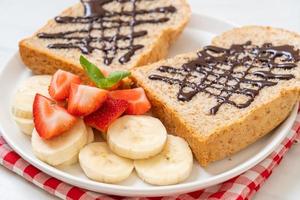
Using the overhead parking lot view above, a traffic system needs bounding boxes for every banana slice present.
[79,142,134,183]
[12,116,34,135]
[107,115,167,159]
[12,92,42,119]
[56,154,78,168]
[56,125,95,168]
[134,135,193,186]
[31,119,87,166]
[86,126,94,144]
[17,75,52,94]
[11,75,51,119]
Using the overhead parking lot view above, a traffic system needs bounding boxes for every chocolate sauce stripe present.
[37,30,87,38]
[56,16,171,26]
[119,0,137,64]
[38,30,147,42]
[107,4,123,64]
[48,40,142,53]
[55,6,176,23]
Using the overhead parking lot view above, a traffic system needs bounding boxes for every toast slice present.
[132,26,300,166]
[19,0,191,82]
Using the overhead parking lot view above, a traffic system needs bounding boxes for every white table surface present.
[0,0,300,199]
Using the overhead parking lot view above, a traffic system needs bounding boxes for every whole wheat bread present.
[19,0,190,82]
[132,26,300,166]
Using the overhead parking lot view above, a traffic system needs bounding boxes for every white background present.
[0,0,300,199]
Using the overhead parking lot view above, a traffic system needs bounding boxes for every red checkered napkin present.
[1,112,300,200]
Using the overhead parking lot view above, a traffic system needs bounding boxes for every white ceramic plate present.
[0,13,298,197]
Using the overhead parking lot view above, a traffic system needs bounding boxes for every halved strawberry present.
[33,94,77,139]
[84,98,129,132]
[108,87,151,115]
[49,69,81,101]
[68,83,108,116]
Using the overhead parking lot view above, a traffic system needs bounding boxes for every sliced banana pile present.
[79,115,193,185]
[11,75,51,135]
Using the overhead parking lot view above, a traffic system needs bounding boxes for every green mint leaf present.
[80,55,131,89]
[79,56,105,85]
[97,71,131,89]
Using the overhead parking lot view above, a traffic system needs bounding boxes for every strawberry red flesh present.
[108,87,151,115]
[68,83,108,116]
[33,94,77,139]
[49,69,81,101]
[84,98,129,132]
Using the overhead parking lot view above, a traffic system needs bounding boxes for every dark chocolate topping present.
[37,0,176,65]
[149,42,300,114]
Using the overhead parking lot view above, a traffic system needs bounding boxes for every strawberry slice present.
[84,98,129,132]
[49,69,81,101]
[33,94,77,139]
[68,83,108,116]
[108,87,151,115]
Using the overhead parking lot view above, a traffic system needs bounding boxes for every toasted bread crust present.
[212,25,300,49]
[19,0,191,81]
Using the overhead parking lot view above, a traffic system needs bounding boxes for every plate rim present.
[0,13,297,197]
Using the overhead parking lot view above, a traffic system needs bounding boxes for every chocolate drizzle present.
[37,0,176,65]
[149,42,300,114]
